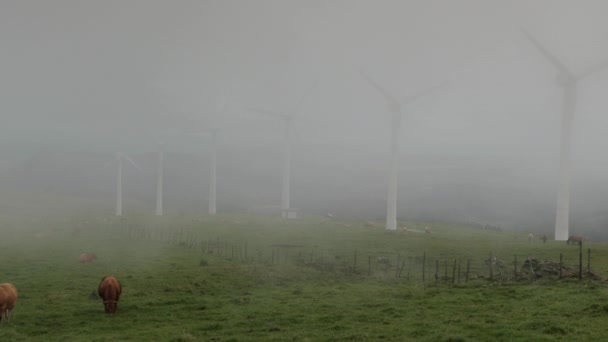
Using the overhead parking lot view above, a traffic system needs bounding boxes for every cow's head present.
[103,300,118,314]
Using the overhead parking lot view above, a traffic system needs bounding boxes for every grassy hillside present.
[1,215,607,341]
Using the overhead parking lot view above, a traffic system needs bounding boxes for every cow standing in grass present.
[98,276,122,314]
[0,283,17,322]
[567,235,584,245]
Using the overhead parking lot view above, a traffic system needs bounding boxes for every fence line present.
[92,222,603,283]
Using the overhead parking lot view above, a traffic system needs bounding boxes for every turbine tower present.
[106,152,139,216]
[360,70,442,231]
[155,143,164,216]
[522,28,608,240]
[249,82,317,218]
[208,129,219,215]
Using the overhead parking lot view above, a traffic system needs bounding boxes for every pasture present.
[1,215,608,341]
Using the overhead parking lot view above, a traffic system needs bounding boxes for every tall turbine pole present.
[208,130,218,215]
[156,147,164,216]
[360,70,443,231]
[281,118,292,218]
[116,154,123,217]
[386,111,401,230]
[555,83,576,240]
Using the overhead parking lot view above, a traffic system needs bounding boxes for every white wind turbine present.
[360,70,443,231]
[206,128,220,215]
[105,152,140,216]
[181,96,231,215]
[522,28,608,241]
[155,142,164,216]
[248,82,317,218]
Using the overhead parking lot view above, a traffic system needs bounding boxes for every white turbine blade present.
[122,154,141,171]
[576,56,608,80]
[359,69,401,109]
[521,27,573,77]
[403,81,447,104]
[293,80,318,115]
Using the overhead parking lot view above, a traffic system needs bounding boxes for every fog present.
[1,1,608,237]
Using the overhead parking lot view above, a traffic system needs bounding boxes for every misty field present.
[1,216,608,341]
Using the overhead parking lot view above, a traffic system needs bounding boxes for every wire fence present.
[98,221,604,284]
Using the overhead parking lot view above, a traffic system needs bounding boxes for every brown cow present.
[0,283,18,322]
[567,235,584,245]
[79,253,97,263]
[98,276,122,314]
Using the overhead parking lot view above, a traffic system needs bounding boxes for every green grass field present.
[1,215,608,341]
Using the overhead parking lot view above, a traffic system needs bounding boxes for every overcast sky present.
[1,1,608,230]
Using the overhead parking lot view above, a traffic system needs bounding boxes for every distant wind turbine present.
[207,128,219,215]
[360,70,443,231]
[248,82,317,218]
[522,28,608,241]
[105,152,140,216]
[155,142,164,216]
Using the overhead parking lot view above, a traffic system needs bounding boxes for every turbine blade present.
[122,154,141,171]
[577,57,608,80]
[359,69,401,109]
[521,27,573,77]
[293,80,318,115]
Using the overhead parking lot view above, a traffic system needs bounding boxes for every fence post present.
[384,260,389,277]
[422,252,426,282]
[397,258,405,278]
[444,259,448,283]
[407,257,412,281]
[559,253,563,279]
[465,259,470,283]
[354,250,357,274]
[579,241,583,281]
[457,262,461,284]
[452,259,457,284]
[489,252,493,280]
[528,256,535,281]
[588,248,591,277]
[435,260,439,282]
[514,255,518,280]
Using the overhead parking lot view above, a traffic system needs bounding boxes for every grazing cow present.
[0,283,17,323]
[567,235,584,245]
[98,276,122,314]
[79,253,97,263]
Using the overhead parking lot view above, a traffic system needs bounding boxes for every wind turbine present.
[360,70,443,231]
[105,152,140,216]
[155,142,164,216]
[522,28,608,241]
[207,128,220,215]
[248,82,317,218]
